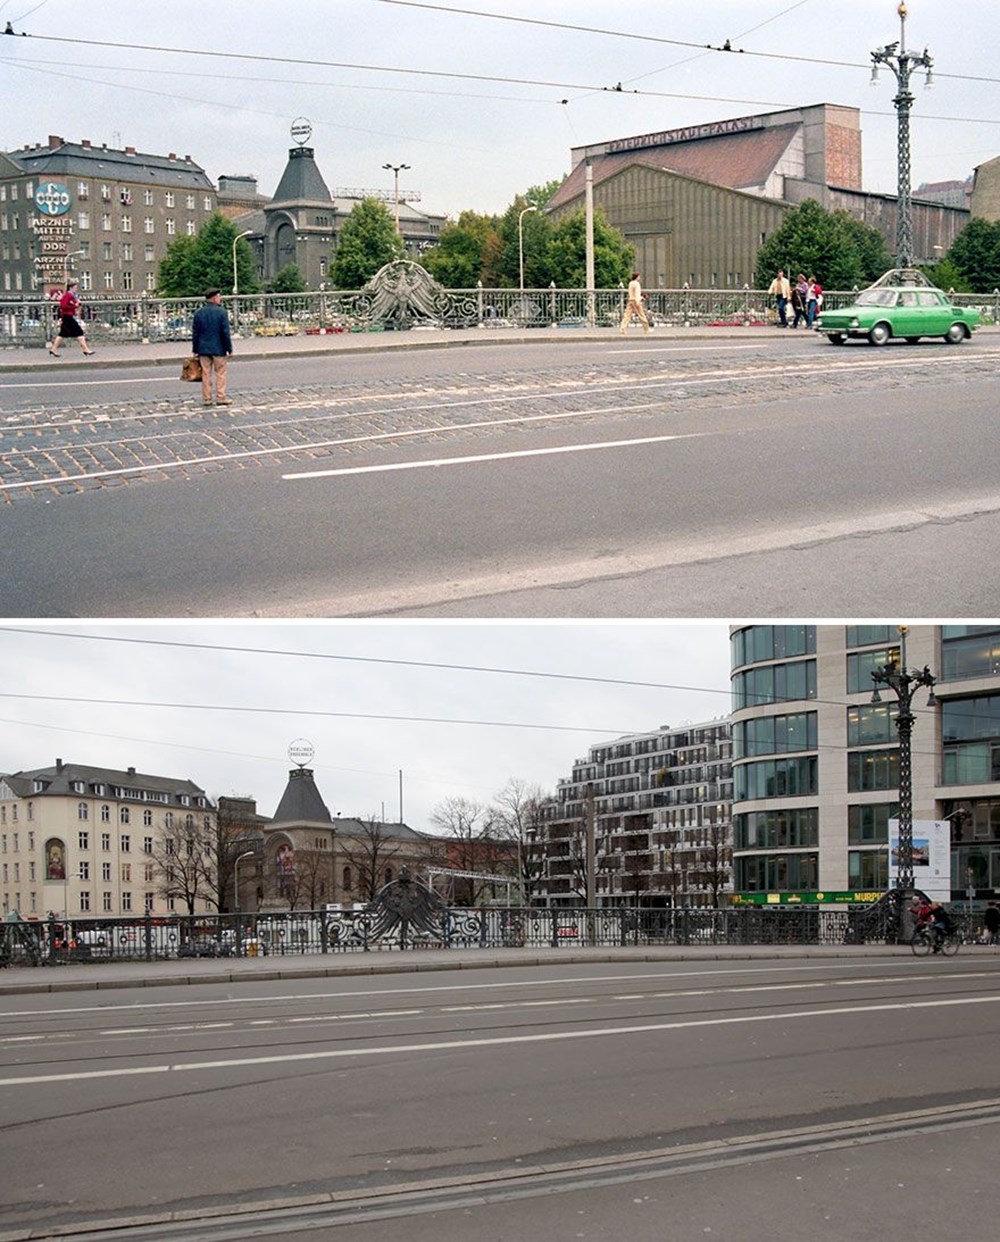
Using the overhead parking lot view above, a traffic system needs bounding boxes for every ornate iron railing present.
[0,900,927,967]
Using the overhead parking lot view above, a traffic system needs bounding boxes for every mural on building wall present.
[45,839,66,880]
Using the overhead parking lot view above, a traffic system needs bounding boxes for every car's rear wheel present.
[868,322,891,346]
[944,322,967,344]
[826,333,846,345]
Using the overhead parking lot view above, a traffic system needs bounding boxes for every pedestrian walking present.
[791,274,809,328]
[191,287,233,406]
[984,901,1000,945]
[767,269,791,327]
[620,272,652,334]
[49,280,95,357]
[806,276,822,327]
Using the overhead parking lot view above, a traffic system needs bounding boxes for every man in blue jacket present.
[192,287,233,406]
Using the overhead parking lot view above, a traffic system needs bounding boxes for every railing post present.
[144,910,153,962]
[549,281,557,327]
[46,911,57,966]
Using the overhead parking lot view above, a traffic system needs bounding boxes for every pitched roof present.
[546,125,799,211]
[3,761,209,803]
[271,147,332,204]
[7,138,213,190]
[271,767,333,825]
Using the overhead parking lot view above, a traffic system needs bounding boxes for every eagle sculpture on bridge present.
[364,867,446,946]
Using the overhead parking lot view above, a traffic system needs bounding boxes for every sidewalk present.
[0,942,913,996]
[0,321,822,373]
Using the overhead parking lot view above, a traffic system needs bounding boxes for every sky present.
[1,0,997,218]
[0,622,732,833]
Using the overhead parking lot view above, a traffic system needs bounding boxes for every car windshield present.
[855,290,898,307]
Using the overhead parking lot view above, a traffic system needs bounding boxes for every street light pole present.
[518,204,537,293]
[870,624,937,891]
[231,229,252,332]
[870,2,933,267]
[382,163,411,234]
[233,850,255,915]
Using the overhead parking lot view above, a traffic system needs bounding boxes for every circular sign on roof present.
[288,738,315,768]
[34,181,72,216]
[290,117,313,147]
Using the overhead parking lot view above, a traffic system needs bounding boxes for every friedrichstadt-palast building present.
[547,103,974,288]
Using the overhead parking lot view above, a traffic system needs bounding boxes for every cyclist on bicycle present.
[928,901,954,952]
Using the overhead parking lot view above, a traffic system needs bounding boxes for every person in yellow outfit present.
[620,271,651,334]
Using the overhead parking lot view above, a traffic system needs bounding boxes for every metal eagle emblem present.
[364,867,446,946]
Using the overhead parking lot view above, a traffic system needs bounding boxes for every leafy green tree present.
[330,198,404,289]
[420,210,500,287]
[947,217,1000,293]
[156,214,259,297]
[753,198,891,290]
[546,207,634,288]
[488,197,553,287]
[525,179,564,209]
[921,258,972,293]
[270,263,307,293]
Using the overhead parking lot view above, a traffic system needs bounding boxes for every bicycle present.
[910,923,961,956]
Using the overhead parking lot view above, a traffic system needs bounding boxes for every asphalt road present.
[3,333,999,616]
[2,955,1000,1240]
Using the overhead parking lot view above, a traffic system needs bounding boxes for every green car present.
[815,269,979,346]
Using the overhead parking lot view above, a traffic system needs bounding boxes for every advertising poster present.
[888,819,951,900]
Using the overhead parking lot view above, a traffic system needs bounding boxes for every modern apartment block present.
[730,624,1000,902]
[530,721,733,908]
[0,759,215,920]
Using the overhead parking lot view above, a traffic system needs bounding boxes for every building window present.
[941,627,1000,681]
[77,802,89,821]
[101,241,112,260]
[103,891,113,911]
[122,892,132,911]
[120,834,130,853]
[848,849,888,888]
[144,243,155,262]
[730,626,816,668]
[343,865,352,890]
[846,625,895,649]
[121,215,132,232]
[79,861,89,880]
[204,195,213,211]
[77,181,89,199]
[733,808,818,849]
[103,271,115,289]
[102,213,112,231]
[165,218,175,235]
[734,756,818,801]
[101,832,111,851]
[733,712,817,759]
[186,193,195,209]
[165,191,174,207]
[731,660,817,712]
[734,852,818,892]
[101,805,110,823]
[122,271,133,290]
[144,864,154,883]
[80,271,92,291]
[122,242,132,262]
[848,803,897,844]
[121,864,131,882]
[102,863,111,882]
[144,217,154,233]
[847,703,896,747]
[847,749,900,793]
[79,891,90,912]
[186,219,196,236]
[101,184,111,201]
[942,694,1000,784]
[146,272,156,290]
[143,188,154,206]
[120,807,130,825]
[846,646,901,695]
[145,891,154,912]
[78,830,89,850]
[78,211,90,230]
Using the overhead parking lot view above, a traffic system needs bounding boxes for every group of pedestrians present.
[767,269,823,329]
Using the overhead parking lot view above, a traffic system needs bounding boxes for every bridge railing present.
[0,903,915,967]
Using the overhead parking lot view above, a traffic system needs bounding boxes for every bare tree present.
[339,816,407,903]
[430,796,513,904]
[490,778,548,905]
[150,813,217,916]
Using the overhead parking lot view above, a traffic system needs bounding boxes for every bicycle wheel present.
[911,929,932,956]
[941,932,961,956]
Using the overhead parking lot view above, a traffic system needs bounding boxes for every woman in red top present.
[49,280,94,357]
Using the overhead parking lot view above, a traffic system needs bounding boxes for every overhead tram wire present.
[376,0,1000,86]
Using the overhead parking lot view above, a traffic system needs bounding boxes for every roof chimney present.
[56,758,64,773]
[48,135,63,148]
[128,766,136,776]
[125,146,136,156]
[81,138,91,149]
[168,152,176,161]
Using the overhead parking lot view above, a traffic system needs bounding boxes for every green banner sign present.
[728,890,884,907]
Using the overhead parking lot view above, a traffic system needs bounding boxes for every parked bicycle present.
[910,924,961,956]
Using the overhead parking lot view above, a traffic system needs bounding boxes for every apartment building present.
[730,624,1000,903]
[0,759,215,920]
[1,135,216,296]
[530,721,733,908]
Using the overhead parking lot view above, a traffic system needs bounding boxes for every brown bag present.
[180,355,202,382]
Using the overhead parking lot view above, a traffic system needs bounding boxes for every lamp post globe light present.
[231,229,252,297]
[870,2,933,267]
[382,163,411,234]
[233,849,255,916]
[870,624,937,892]
[518,204,537,293]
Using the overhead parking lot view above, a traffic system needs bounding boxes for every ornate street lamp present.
[518,204,537,293]
[870,624,937,890]
[870,2,933,267]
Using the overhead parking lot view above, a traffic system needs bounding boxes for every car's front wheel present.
[826,333,846,345]
[868,322,891,346]
[944,322,967,344]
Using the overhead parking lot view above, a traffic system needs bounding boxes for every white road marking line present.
[4,993,998,1087]
[282,432,701,480]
